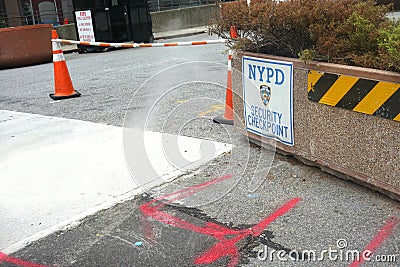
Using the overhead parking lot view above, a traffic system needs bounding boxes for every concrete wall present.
[151,4,218,33]
[54,23,77,40]
[232,51,400,201]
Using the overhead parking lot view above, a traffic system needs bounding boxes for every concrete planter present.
[233,51,400,200]
[0,24,53,69]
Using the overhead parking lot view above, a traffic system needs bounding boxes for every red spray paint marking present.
[140,212,156,242]
[140,174,301,267]
[348,217,398,267]
[0,252,48,267]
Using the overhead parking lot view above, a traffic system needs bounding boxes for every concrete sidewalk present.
[61,26,208,54]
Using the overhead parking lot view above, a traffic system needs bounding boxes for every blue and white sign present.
[242,56,294,146]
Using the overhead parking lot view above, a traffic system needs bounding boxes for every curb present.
[154,29,208,40]
[62,45,78,54]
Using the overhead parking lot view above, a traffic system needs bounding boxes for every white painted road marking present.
[0,110,231,252]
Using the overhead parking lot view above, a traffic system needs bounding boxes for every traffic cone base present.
[213,115,234,125]
[50,91,81,100]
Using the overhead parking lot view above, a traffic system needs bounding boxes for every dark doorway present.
[72,0,153,44]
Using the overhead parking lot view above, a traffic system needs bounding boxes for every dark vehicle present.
[377,0,400,10]
[72,0,154,52]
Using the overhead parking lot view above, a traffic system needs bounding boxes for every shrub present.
[0,17,7,28]
[376,20,400,70]
[209,0,400,72]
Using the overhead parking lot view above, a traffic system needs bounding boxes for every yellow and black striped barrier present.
[308,70,400,121]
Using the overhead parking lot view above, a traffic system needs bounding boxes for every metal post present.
[53,0,59,23]
[29,0,35,24]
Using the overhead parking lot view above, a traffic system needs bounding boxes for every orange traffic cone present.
[213,50,234,125]
[230,26,238,39]
[50,30,80,100]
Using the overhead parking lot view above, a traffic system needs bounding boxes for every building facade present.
[0,0,74,27]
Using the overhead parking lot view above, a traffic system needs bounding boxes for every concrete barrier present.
[151,4,218,33]
[233,51,400,201]
[0,24,52,69]
[54,23,77,41]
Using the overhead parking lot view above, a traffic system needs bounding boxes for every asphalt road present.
[0,33,398,267]
[0,33,227,130]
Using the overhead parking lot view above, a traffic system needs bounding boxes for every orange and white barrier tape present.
[52,38,228,48]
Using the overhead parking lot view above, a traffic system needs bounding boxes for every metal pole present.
[53,0,59,23]
[29,0,35,24]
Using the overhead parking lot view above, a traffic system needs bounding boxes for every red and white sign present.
[75,10,95,42]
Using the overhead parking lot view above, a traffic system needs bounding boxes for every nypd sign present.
[242,56,294,146]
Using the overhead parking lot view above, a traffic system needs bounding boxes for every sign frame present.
[242,56,294,146]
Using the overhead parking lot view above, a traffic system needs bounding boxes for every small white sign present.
[242,56,294,146]
[75,10,95,42]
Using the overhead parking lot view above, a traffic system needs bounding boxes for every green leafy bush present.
[210,0,400,72]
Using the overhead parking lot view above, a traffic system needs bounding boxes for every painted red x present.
[140,174,301,267]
